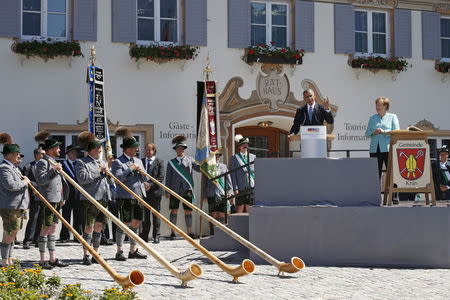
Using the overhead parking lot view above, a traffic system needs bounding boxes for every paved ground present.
[13,239,450,300]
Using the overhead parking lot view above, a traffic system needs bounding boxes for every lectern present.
[383,130,436,206]
[300,126,327,158]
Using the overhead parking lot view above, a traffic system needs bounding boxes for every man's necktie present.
[308,106,313,121]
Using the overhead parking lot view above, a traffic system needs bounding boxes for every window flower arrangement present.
[349,55,409,73]
[129,44,199,63]
[11,39,83,61]
[435,61,450,73]
[245,42,304,65]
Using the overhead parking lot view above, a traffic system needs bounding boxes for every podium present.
[383,130,436,206]
[300,126,327,158]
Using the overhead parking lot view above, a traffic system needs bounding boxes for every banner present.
[392,140,431,188]
[87,65,113,158]
[195,81,225,194]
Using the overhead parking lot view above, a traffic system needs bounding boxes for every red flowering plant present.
[349,55,409,73]
[435,61,450,73]
[129,44,199,62]
[11,38,83,60]
[245,42,304,64]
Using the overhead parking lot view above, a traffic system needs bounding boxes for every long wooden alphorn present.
[105,170,255,283]
[26,183,144,289]
[139,169,305,275]
[48,161,202,287]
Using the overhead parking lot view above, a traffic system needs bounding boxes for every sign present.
[256,71,289,110]
[392,140,431,188]
[88,66,107,141]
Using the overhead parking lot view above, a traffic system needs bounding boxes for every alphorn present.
[26,183,144,289]
[139,169,305,275]
[105,170,255,283]
[48,161,202,287]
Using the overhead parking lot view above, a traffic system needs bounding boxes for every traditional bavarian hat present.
[172,135,187,150]
[0,133,23,155]
[115,126,140,149]
[234,134,250,146]
[78,132,102,151]
[439,145,449,154]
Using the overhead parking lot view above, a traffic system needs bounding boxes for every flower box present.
[349,55,409,73]
[11,40,83,60]
[129,44,199,63]
[244,44,304,65]
[435,61,450,73]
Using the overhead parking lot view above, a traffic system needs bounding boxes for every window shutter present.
[422,11,441,60]
[295,0,314,52]
[73,0,98,41]
[334,4,355,54]
[228,0,250,48]
[185,0,207,46]
[0,0,20,38]
[394,9,412,58]
[112,0,137,43]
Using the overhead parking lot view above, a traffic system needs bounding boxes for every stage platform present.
[200,203,450,268]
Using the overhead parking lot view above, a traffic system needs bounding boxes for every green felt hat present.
[120,137,140,149]
[2,144,21,155]
[42,138,61,151]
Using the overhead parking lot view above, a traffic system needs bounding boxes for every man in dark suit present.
[22,148,45,249]
[432,145,450,200]
[59,145,83,242]
[139,143,164,244]
[288,89,334,137]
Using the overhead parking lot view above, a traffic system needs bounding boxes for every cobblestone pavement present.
[13,239,450,300]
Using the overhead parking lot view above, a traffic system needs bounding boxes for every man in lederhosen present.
[111,135,147,261]
[139,143,164,244]
[433,145,450,200]
[60,145,83,242]
[35,138,69,269]
[75,132,112,265]
[165,135,200,240]
[230,135,255,213]
[0,134,30,266]
[202,150,233,227]
[22,147,45,249]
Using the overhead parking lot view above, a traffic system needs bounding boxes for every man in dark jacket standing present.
[433,145,450,200]
[139,143,164,244]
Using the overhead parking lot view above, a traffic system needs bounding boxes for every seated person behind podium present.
[432,145,450,200]
[288,89,333,139]
[365,97,400,180]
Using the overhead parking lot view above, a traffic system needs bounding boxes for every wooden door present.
[235,126,289,158]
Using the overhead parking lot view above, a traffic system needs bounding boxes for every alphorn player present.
[165,135,200,240]
[75,132,112,265]
[0,133,30,266]
[35,134,69,269]
[230,135,255,214]
[111,127,147,261]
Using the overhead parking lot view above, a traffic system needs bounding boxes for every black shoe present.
[128,249,147,259]
[39,261,54,270]
[153,237,160,244]
[23,242,31,250]
[393,199,399,205]
[115,251,127,261]
[49,259,69,267]
[169,233,175,240]
[188,233,196,240]
[101,239,114,246]
[91,256,99,264]
[58,239,70,243]
[82,255,92,266]
[72,239,80,243]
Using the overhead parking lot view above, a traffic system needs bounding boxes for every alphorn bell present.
[48,160,202,287]
[139,169,306,275]
[26,183,144,289]
[105,170,256,283]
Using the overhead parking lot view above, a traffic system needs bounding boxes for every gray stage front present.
[201,158,450,268]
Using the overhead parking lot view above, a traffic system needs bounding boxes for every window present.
[355,10,388,56]
[22,0,68,40]
[251,1,289,48]
[137,0,179,44]
[441,17,450,60]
